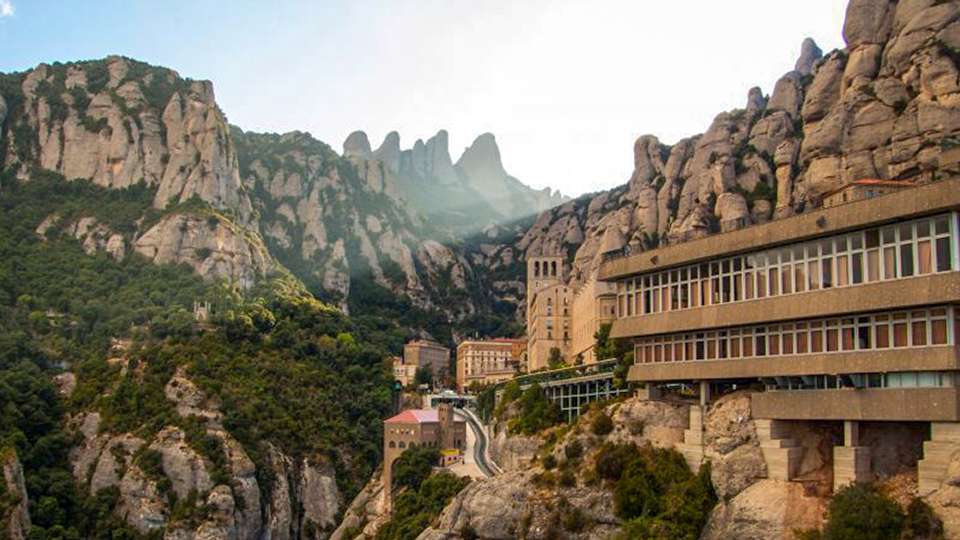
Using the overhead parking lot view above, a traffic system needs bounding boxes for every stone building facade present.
[526,256,571,371]
[456,339,524,391]
[403,340,451,380]
[570,272,618,365]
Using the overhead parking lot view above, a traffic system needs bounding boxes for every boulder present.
[702,480,824,540]
[768,72,805,118]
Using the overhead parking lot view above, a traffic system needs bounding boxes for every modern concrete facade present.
[526,256,571,371]
[570,272,618,365]
[403,340,451,380]
[382,404,466,506]
[599,177,960,494]
[456,339,523,391]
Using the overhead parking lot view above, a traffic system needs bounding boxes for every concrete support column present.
[833,420,871,492]
[699,380,711,407]
[919,422,960,496]
[756,419,801,481]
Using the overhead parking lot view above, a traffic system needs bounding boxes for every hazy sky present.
[0,1,847,197]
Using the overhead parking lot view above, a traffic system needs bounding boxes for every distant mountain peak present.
[343,130,372,158]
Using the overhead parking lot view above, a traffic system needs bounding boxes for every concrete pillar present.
[833,420,871,492]
[756,419,802,481]
[919,422,960,496]
[699,381,711,407]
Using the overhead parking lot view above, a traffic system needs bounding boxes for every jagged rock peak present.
[374,131,401,174]
[794,37,823,75]
[843,0,895,48]
[343,131,372,158]
[746,86,767,116]
[456,132,505,174]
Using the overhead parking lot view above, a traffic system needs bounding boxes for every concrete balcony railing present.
[751,387,960,421]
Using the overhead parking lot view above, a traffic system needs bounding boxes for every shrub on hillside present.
[591,411,614,436]
[391,446,440,491]
[794,484,908,540]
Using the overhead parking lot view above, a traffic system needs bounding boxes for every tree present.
[414,365,433,386]
[391,446,440,491]
[815,484,905,540]
[548,347,565,369]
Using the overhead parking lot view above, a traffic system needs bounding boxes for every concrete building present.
[403,340,451,380]
[526,256,571,371]
[570,272,618,365]
[599,177,960,493]
[456,339,524,391]
[382,404,466,505]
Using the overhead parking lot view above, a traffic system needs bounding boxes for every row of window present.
[763,371,958,391]
[635,306,956,364]
[617,213,957,317]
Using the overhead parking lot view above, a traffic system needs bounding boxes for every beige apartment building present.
[456,338,525,391]
[526,256,571,371]
[403,340,451,380]
[570,272,618,365]
[599,177,960,494]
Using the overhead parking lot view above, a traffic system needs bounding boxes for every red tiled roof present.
[850,179,914,187]
[385,409,439,424]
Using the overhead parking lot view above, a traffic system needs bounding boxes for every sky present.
[0,0,847,198]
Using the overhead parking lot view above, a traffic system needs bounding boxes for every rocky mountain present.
[0,56,539,338]
[476,0,960,297]
[351,128,568,236]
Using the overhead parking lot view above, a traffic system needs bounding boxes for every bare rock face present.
[118,463,168,533]
[703,393,767,500]
[416,471,533,540]
[134,213,272,289]
[9,58,252,224]
[330,468,389,540]
[843,0,895,48]
[90,434,145,494]
[263,445,296,540]
[490,424,540,471]
[0,94,7,130]
[151,427,214,500]
[1,448,31,540]
[702,480,825,540]
[298,459,342,534]
[795,38,824,75]
[343,130,372,158]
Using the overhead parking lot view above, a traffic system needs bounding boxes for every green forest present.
[0,171,407,538]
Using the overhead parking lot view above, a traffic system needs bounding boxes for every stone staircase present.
[919,422,960,496]
[755,419,802,481]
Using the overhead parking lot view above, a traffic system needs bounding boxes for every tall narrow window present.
[936,237,952,272]
[808,260,820,290]
[795,264,806,293]
[918,240,932,275]
[867,249,880,282]
[912,315,927,346]
[884,246,897,279]
[851,252,863,284]
[822,259,833,288]
[901,244,915,277]
[893,320,908,347]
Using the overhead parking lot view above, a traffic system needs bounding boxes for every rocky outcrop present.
[1,448,31,540]
[133,213,272,289]
[330,469,389,540]
[701,480,825,540]
[3,57,252,223]
[490,425,540,471]
[477,0,960,302]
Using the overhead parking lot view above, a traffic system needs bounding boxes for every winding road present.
[455,408,502,477]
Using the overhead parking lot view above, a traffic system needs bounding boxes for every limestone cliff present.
[0,57,253,223]
[1,447,31,540]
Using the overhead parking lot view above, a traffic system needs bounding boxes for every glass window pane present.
[884,247,897,279]
[795,264,806,293]
[894,323,908,347]
[796,331,809,353]
[811,330,823,353]
[827,329,839,352]
[901,244,915,277]
[781,266,792,294]
[918,220,931,238]
[918,240,932,275]
[899,223,914,241]
[842,328,855,351]
[913,321,927,346]
[822,259,833,288]
[866,229,880,249]
[867,250,880,282]
[933,320,947,345]
[937,237,952,272]
[808,261,820,290]
[837,255,849,287]
[768,269,779,296]
[851,252,863,284]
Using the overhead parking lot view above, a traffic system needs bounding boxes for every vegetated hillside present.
[0,171,411,539]
[475,0,960,295]
[0,57,541,343]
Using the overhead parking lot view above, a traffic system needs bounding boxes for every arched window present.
[399,442,406,449]
[534,261,540,277]
[552,261,557,276]
[410,442,417,448]
[389,441,396,448]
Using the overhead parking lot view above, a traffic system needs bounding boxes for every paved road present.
[455,408,501,477]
